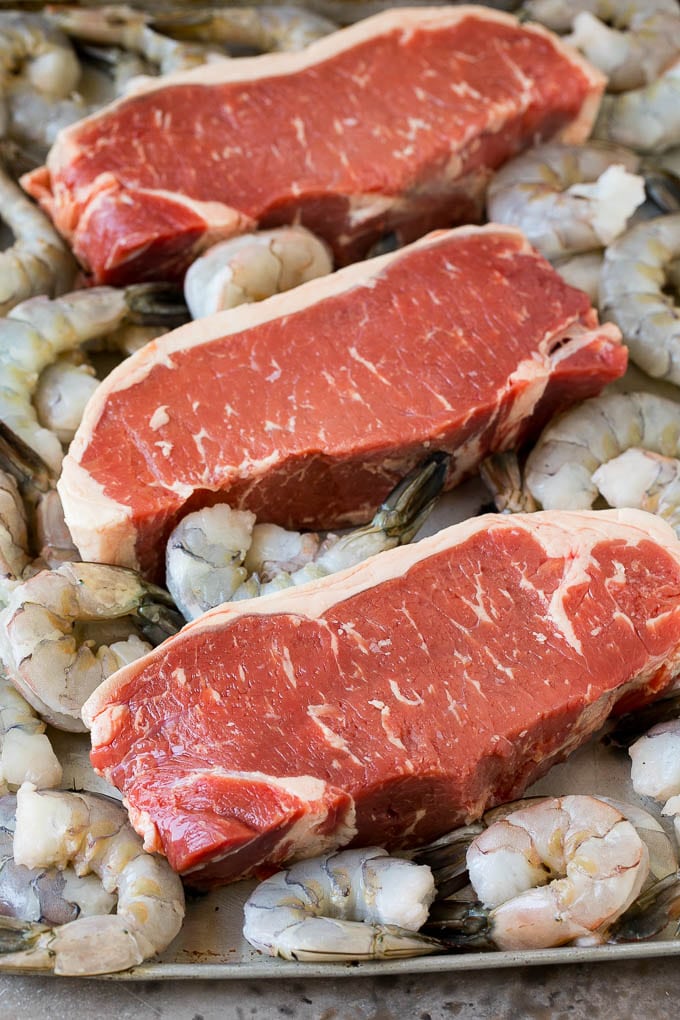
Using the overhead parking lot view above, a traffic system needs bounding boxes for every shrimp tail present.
[0,420,54,498]
[370,451,450,543]
[136,596,186,644]
[0,915,50,955]
[609,871,680,943]
[123,283,190,328]
[423,900,495,950]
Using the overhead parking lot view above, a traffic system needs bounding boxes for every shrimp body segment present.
[0,793,115,927]
[486,143,645,260]
[524,392,680,511]
[466,796,650,950]
[593,448,680,534]
[0,675,61,793]
[0,784,185,975]
[0,562,182,732]
[243,847,440,961]
[151,6,338,54]
[630,721,680,843]
[0,164,75,317]
[183,227,333,320]
[599,213,680,383]
[594,58,680,154]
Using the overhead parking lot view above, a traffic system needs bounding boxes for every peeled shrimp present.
[0,284,187,472]
[33,357,99,446]
[0,11,80,101]
[594,58,680,154]
[243,847,439,961]
[566,9,680,94]
[152,5,337,54]
[486,142,645,260]
[426,796,650,950]
[165,453,448,620]
[0,793,116,927]
[0,562,183,732]
[0,783,185,975]
[0,164,75,317]
[593,448,680,534]
[0,468,29,601]
[183,227,333,320]
[599,213,680,383]
[0,675,61,794]
[52,5,215,76]
[521,0,680,35]
[523,392,680,510]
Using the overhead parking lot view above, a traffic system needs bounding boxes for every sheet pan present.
[2,0,680,980]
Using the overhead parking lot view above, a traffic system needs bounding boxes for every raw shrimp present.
[0,562,184,732]
[152,5,337,54]
[0,783,185,975]
[592,448,680,533]
[243,846,440,961]
[183,227,333,320]
[520,0,680,35]
[0,283,187,472]
[0,468,29,599]
[0,794,116,927]
[599,213,680,383]
[486,142,645,260]
[423,796,650,950]
[52,5,214,76]
[566,9,680,94]
[414,796,676,901]
[0,11,80,101]
[0,163,75,316]
[0,421,80,578]
[33,357,99,446]
[0,675,61,793]
[523,392,680,510]
[594,58,680,154]
[165,452,449,620]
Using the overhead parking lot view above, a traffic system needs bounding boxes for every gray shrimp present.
[599,213,680,383]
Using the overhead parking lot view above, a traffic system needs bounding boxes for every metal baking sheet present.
[3,0,680,978]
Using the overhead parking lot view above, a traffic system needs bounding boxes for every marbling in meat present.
[57,227,626,579]
[83,509,680,888]
[23,7,605,284]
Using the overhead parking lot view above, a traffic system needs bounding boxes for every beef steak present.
[57,227,626,579]
[23,7,604,284]
[83,509,680,888]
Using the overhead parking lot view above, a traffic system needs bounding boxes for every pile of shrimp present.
[2,0,680,974]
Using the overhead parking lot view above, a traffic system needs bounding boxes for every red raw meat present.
[57,227,626,579]
[23,7,605,284]
[83,509,680,888]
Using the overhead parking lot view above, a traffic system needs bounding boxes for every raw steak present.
[83,508,680,888]
[58,226,626,579]
[23,7,605,284]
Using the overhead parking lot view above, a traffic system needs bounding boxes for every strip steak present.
[57,227,626,579]
[84,509,680,888]
[22,7,605,284]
